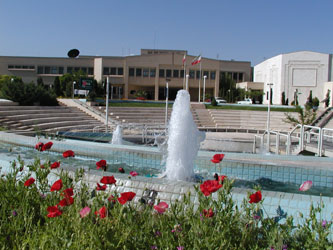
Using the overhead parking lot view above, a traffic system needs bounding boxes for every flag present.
[182,54,186,66]
[191,55,201,65]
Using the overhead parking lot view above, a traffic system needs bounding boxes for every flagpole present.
[183,58,186,90]
[198,56,202,103]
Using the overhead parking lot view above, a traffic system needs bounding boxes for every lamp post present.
[72,81,76,99]
[185,74,189,92]
[106,77,109,133]
[228,89,231,102]
[203,75,207,103]
[266,83,273,151]
[165,79,170,127]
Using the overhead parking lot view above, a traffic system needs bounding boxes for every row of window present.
[128,68,216,80]
[103,67,123,76]
[37,66,94,75]
[221,71,244,82]
[8,65,35,70]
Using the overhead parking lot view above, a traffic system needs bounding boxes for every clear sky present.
[0,0,332,66]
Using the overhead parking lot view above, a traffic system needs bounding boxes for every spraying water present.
[111,125,123,145]
[164,90,205,181]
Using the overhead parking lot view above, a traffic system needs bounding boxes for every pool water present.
[0,142,331,197]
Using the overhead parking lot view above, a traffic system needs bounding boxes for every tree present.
[37,77,44,86]
[53,76,62,97]
[281,92,286,105]
[284,105,317,126]
[325,89,331,108]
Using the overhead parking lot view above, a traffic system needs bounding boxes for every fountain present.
[164,90,205,181]
[111,125,123,145]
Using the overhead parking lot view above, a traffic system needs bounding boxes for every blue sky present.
[0,0,332,65]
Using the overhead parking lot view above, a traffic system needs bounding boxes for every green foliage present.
[211,96,217,106]
[59,70,88,98]
[312,97,319,107]
[325,90,330,108]
[53,76,62,97]
[135,90,148,99]
[281,92,286,105]
[0,156,332,249]
[284,105,317,126]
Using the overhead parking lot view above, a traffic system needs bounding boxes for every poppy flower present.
[210,153,225,164]
[100,176,116,185]
[200,180,223,196]
[61,188,74,198]
[41,141,53,151]
[80,206,91,218]
[63,150,75,158]
[154,201,169,214]
[58,196,74,207]
[299,180,312,191]
[96,183,107,191]
[50,161,60,169]
[47,205,62,218]
[130,171,138,177]
[203,208,214,218]
[108,195,117,203]
[249,190,262,203]
[118,167,125,173]
[35,142,44,151]
[40,164,45,169]
[95,206,107,218]
[118,192,136,205]
[96,159,107,170]
[24,177,35,187]
[50,179,63,192]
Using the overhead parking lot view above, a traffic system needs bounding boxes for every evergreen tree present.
[53,76,62,97]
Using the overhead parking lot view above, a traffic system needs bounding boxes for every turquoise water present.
[0,142,331,197]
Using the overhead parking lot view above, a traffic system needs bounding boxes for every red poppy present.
[154,202,169,214]
[249,190,262,203]
[63,150,75,158]
[218,175,227,184]
[203,208,214,218]
[96,183,107,191]
[50,179,63,192]
[118,167,125,173]
[24,177,35,187]
[42,141,53,151]
[47,205,62,218]
[40,164,45,169]
[108,195,117,203]
[61,188,74,198]
[100,176,116,185]
[35,142,44,151]
[96,160,107,170]
[210,153,225,164]
[58,196,74,207]
[118,192,136,205]
[200,180,223,196]
[95,206,107,218]
[130,171,138,177]
[50,161,60,169]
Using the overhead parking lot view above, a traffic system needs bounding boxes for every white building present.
[254,51,333,107]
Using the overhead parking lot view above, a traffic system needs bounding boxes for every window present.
[44,66,50,74]
[88,67,94,75]
[204,71,209,79]
[37,66,43,74]
[29,66,35,69]
[180,70,184,78]
[238,72,243,81]
[8,65,14,69]
[143,68,149,77]
[159,69,165,77]
[74,67,80,72]
[166,69,172,78]
[67,67,73,74]
[129,68,135,76]
[173,70,179,78]
[14,65,21,68]
[136,68,142,76]
[50,66,58,74]
[233,73,237,81]
[81,67,87,73]
[196,70,201,79]
[211,71,216,80]
[189,70,195,79]
[58,67,64,74]
[150,68,156,77]
[110,67,116,75]
[103,67,109,75]
[118,67,123,75]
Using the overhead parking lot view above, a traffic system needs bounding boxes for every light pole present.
[185,74,189,92]
[72,81,76,99]
[228,89,231,102]
[266,83,273,151]
[165,79,170,127]
[203,75,207,103]
[106,77,109,133]
[198,75,201,103]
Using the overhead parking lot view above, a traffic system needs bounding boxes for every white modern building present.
[254,51,333,107]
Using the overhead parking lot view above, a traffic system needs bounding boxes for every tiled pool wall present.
[0,131,332,224]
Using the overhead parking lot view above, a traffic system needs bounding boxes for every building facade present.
[254,51,333,107]
[0,49,251,101]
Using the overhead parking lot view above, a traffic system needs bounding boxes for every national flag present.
[182,54,186,66]
[191,55,201,65]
